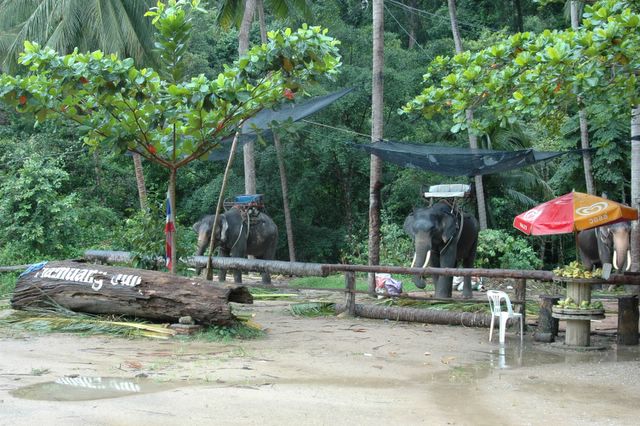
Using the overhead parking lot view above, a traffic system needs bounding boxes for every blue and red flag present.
[165,190,175,270]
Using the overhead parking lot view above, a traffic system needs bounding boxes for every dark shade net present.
[353,141,570,177]
[208,87,354,161]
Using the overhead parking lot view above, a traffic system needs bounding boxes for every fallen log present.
[11,260,252,326]
[335,303,492,327]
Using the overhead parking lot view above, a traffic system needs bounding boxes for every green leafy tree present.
[402,0,640,268]
[0,0,342,272]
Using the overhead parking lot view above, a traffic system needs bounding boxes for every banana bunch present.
[553,261,602,279]
[556,297,604,310]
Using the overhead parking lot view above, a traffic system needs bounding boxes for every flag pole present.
[166,167,177,274]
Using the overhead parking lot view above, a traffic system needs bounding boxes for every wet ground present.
[1,295,640,425]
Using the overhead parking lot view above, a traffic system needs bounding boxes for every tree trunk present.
[132,152,148,210]
[630,105,640,275]
[570,1,580,28]
[368,0,384,295]
[448,0,488,230]
[256,0,295,261]
[274,132,296,261]
[257,0,267,43]
[406,0,418,49]
[571,2,596,195]
[11,261,253,326]
[240,0,257,195]
[512,0,524,32]
[335,303,492,327]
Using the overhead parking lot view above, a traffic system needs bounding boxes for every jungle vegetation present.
[0,0,636,275]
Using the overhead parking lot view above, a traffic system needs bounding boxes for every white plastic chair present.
[487,290,523,344]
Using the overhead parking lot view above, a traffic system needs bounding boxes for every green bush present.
[476,229,542,270]
[342,211,413,266]
[117,195,196,271]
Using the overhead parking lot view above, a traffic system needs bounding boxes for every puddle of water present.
[479,341,640,370]
[10,376,181,401]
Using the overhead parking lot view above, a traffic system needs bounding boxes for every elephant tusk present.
[613,251,618,270]
[626,251,631,271]
[422,250,431,269]
[410,253,417,268]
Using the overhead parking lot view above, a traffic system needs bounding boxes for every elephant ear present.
[220,216,229,243]
[597,226,611,244]
[403,213,415,238]
[192,220,201,233]
[441,212,458,244]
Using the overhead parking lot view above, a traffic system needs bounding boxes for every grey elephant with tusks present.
[404,202,479,299]
[577,221,632,274]
[192,207,278,284]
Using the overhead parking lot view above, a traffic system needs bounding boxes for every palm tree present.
[570,1,595,195]
[216,0,312,195]
[630,106,640,275]
[368,0,384,295]
[0,0,157,73]
[447,0,488,230]
[0,0,157,210]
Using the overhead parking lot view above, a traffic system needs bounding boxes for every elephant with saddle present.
[193,207,278,284]
[404,201,479,299]
[577,221,631,274]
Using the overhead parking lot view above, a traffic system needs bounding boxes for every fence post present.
[617,295,639,346]
[345,271,356,316]
[515,278,526,330]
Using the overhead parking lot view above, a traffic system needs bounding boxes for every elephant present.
[193,207,278,284]
[577,221,631,274]
[403,201,480,299]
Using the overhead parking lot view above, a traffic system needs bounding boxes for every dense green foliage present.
[0,0,633,271]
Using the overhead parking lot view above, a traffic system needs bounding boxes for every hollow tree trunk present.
[12,261,252,325]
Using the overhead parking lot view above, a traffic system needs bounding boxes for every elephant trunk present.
[411,232,432,289]
[196,233,209,256]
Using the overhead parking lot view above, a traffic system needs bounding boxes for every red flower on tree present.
[283,88,295,100]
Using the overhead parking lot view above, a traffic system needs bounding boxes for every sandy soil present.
[1,286,640,426]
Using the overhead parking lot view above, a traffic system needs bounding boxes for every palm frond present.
[0,310,177,339]
[0,0,63,72]
[216,0,243,30]
[289,302,335,317]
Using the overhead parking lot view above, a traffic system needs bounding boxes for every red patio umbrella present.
[513,192,638,236]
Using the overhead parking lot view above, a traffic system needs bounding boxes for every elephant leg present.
[218,248,229,282]
[427,253,440,290]
[259,244,276,285]
[233,269,243,284]
[434,250,456,299]
[460,256,475,299]
[435,275,454,299]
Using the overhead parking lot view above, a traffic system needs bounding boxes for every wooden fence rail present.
[4,251,640,335]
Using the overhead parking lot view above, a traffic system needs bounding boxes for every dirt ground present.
[1,280,640,426]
